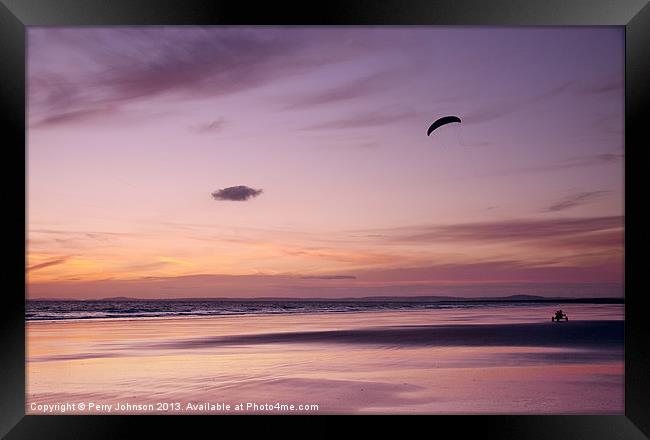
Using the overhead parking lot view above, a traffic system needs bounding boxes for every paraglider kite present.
[427,116,461,136]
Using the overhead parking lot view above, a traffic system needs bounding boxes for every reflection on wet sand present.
[27,305,624,414]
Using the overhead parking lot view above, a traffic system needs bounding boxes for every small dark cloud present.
[211,186,263,201]
[546,191,610,212]
[190,118,226,134]
[300,275,357,280]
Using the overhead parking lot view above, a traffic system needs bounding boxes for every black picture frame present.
[1,0,648,438]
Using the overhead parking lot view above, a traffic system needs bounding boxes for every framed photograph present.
[1,0,648,437]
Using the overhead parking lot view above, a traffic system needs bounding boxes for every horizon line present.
[27,294,624,303]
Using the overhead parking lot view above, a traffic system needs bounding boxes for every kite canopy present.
[427,116,461,136]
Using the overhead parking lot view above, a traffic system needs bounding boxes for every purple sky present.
[26,27,624,299]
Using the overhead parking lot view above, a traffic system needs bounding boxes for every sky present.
[26,27,624,299]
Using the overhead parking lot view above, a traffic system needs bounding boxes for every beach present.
[26,303,624,414]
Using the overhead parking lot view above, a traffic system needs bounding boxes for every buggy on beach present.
[552,310,568,322]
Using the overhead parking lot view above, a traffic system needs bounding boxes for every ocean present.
[26,298,622,321]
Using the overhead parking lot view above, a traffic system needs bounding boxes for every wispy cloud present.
[546,191,610,212]
[558,153,623,168]
[302,109,415,131]
[355,259,622,285]
[28,28,376,127]
[120,261,176,273]
[463,77,622,125]
[28,262,623,299]
[385,216,623,245]
[371,216,623,269]
[463,82,572,124]
[31,229,133,237]
[31,106,117,127]
[27,256,71,272]
[574,77,623,95]
[300,275,357,280]
[282,71,399,110]
[190,118,226,134]
[510,153,624,177]
[442,152,623,183]
[28,229,133,246]
[281,247,395,266]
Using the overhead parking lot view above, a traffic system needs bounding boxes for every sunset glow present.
[27,27,623,299]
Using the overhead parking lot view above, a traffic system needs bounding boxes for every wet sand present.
[26,304,624,414]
